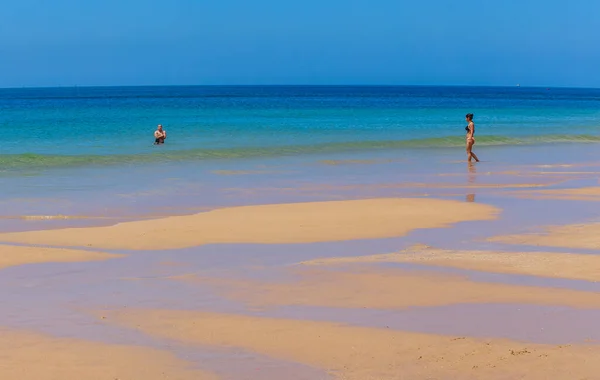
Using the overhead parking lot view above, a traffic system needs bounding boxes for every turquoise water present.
[1,85,599,227]
[2,85,600,170]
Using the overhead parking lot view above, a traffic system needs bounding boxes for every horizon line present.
[1,83,599,91]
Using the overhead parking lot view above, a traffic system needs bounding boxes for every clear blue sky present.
[1,0,599,88]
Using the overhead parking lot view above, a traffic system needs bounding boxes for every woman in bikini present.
[465,113,479,162]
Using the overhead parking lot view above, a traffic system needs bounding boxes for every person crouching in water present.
[154,124,167,145]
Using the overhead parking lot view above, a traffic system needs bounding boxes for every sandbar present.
[108,309,600,380]
[0,328,216,380]
[491,223,600,250]
[0,198,499,250]
[0,244,119,270]
[301,245,600,281]
[184,266,600,309]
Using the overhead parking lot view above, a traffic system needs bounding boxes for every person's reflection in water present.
[466,162,477,202]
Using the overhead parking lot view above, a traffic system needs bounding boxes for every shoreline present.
[1,140,600,174]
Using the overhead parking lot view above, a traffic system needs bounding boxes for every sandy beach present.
[106,309,600,380]
[1,156,600,379]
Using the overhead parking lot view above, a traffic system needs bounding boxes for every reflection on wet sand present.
[468,161,477,183]
[466,161,477,202]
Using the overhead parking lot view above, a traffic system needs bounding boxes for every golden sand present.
[0,244,119,270]
[0,328,216,380]
[301,245,600,281]
[183,266,600,309]
[0,198,498,250]
[108,309,600,380]
[490,223,600,250]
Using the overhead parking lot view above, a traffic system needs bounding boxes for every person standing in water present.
[465,113,479,162]
[154,124,167,145]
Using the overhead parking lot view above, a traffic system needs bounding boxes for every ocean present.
[1,85,599,229]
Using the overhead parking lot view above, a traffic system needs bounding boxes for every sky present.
[1,0,599,88]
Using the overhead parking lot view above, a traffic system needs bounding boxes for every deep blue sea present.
[1,85,600,171]
[1,85,599,229]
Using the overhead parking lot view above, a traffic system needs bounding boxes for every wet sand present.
[317,159,393,165]
[1,152,600,379]
[1,328,216,380]
[212,169,285,175]
[182,266,600,309]
[491,223,600,250]
[223,180,566,197]
[511,186,600,201]
[0,198,498,250]
[107,309,600,380]
[301,244,600,281]
[0,244,119,270]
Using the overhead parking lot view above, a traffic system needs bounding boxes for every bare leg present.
[466,142,472,162]
[466,140,479,162]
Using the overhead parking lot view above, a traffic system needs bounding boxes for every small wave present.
[1,134,599,171]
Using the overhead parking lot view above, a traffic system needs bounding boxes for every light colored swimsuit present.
[466,123,475,142]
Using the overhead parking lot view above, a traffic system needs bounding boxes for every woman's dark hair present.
[465,113,474,120]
